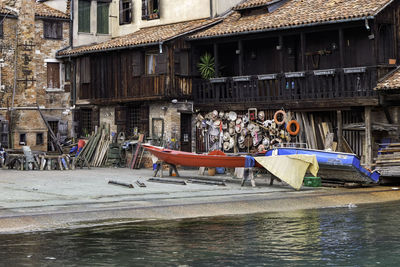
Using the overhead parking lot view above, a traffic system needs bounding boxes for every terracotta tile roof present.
[234,0,278,10]
[57,18,220,57]
[190,0,393,39]
[35,2,70,19]
[0,2,69,18]
[0,5,17,16]
[375,67,400,90]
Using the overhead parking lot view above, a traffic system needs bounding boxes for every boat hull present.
[143,145,247,168]
[265,148,379,183]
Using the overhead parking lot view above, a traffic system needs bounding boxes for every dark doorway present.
[180,113,192,152]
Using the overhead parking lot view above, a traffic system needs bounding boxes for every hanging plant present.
[197,53,215,80]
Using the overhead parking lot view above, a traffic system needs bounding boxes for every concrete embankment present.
[0,168,399,233]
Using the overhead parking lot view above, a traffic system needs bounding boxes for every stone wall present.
[0,1,72,150]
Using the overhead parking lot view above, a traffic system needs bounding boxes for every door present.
[180,113,192,152]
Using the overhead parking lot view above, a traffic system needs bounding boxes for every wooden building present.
[57,18,220,151]
[187,0,400,167]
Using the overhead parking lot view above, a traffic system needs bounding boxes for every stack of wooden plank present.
[374,143,400,177]
[296,112,337,151]
[73,124,111,169]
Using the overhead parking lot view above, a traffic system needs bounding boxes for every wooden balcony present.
[79,75,192,103]
[193,67,379,109]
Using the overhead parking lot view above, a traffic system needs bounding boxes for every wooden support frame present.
[337,110,343,152]
[213,43,219,77]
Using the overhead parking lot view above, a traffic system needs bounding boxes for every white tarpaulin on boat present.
[255,155,319,190]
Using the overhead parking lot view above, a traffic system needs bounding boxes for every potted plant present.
[197,53,215,80]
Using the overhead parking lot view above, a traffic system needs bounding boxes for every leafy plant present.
[197,53,215,80]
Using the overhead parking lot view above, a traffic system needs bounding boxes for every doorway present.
[180,113,192,152]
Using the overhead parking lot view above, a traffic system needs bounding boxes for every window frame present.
[78,0,91,33]
[43,20,63,40]
[119,0,132,25]
[145,53,158,75]
[45,59,68,91]
[142,0,160,20]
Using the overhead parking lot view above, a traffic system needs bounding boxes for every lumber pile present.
[296,112,337,151]
[73,124,111,169]
[374,143,400,177]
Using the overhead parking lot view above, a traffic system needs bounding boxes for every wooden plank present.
[342,136,354,153]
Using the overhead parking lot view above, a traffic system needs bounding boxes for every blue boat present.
[265,148,379,184]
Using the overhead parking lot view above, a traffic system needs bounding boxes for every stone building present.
[0,0,72,151]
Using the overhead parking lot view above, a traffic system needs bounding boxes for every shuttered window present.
[47,63,60,89]
[78,0,91,33]
[119,0,132,25]
[43,20,63,39]
[97,2,109,34]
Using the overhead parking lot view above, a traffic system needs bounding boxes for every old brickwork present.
[0,0,71,150]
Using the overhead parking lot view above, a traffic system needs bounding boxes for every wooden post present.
[338,28,344,67]
[337,110,343,152]
[213,43,219,77]
[238,40,243,76]
[300,32,306,70]
[365,106,372,168]
[279,35,284,73]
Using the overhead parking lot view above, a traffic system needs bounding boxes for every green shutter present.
[78,0,91,33]
[97,3,109,34]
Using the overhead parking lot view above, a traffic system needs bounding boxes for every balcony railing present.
[193,67,378,104]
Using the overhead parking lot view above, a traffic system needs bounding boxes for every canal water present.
[1,201,400,266]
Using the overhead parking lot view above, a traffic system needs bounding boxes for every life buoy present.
[274,110,286,125]
[286,120,300,136]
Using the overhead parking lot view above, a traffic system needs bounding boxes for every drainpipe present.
[209,0,213,18]
[70,0,73,47]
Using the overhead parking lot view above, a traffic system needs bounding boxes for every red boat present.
[143,144,249,168]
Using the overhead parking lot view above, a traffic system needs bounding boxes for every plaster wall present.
[113,0,212,37]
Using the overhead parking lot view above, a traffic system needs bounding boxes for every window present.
[80,109,92,137]
[36,133,44,145]
[97,2,109,34]
[64,62,71,82]
[43,20,63,39]
[78,0,91,33]
[145,52,166,75]
[142,0,159,20]
[119,0,132,25]
[47,62,60,89]
[19,133,26,146]
[145,54,157,75]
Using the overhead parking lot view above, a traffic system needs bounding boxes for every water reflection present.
[1,201,400,266]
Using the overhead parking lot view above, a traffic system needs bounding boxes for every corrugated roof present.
[375,67,400,90]
[57,18,220,57]
[190,0,393,39]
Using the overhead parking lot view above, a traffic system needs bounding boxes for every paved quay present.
[0,167,400,233]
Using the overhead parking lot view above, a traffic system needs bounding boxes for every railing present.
[80,75,193,101]
[193,67,378,104]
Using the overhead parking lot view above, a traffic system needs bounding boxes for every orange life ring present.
[286,120,300,136]
[274,110,287,125]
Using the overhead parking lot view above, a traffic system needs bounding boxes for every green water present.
[1,201,400,266]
